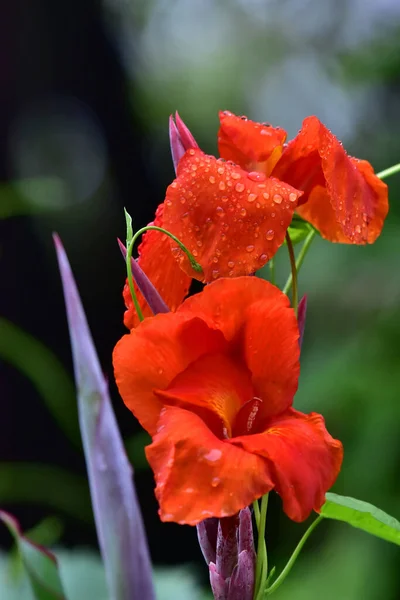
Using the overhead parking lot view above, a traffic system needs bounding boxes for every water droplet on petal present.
[211,477,221,487]
[217,167,225,175]
[216,206,225,217]
[196,240,203,247]
[209,176,216,184]
[355,224,361,234]
[232,172,241,180]
[212,270,219,279]
[263,192,270,200]
[247,171,266,182]
[180,197,186,204]
[228,261,235,268]
[192,248,198,257]
[247,193,257,203]
[246,245,255,253]
[188,149,195,155]
[259,253,268,262]
[266,229,275,240]
[240,208,247,216]
[235,183,245,192]
[165,199,172,206]
[219,181,226,191]
[289,192,298,202]
[273,194,283,204]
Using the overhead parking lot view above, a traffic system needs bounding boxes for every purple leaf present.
[54,234,155,600]
[298,294,308,349]
[117,239,169,316]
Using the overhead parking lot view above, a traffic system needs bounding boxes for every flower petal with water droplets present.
[163,149,303,281]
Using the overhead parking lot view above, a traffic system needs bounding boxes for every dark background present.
[1,0,400,598]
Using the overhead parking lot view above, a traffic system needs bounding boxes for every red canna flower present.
[218,111,388,244]
[113,277,343,525]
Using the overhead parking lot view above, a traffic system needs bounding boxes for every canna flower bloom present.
[123,111,387,329]
[218,110,388,244]
[114,277,343,525]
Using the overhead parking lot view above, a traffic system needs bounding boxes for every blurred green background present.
[1,0,400,598]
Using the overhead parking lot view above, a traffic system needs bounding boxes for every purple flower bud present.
[169,112,199,174]
[216,515,240,580]
[210,562,229,600]
[297,294,308,349]
[117,239,170,316]
[197,518,218,565]
[228,550,255,600]
[238,507,255,555]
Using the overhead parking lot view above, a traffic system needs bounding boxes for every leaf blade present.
[320,492,400,546]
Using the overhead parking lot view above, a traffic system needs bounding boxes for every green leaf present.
[0,463,92,523]
[124,208,133,245]
[320,493,400,546]
[0,319,80,447]
[286,215,315,245]
[0,511,67,600]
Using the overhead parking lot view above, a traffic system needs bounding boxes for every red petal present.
[230,408,343,522]
[113,313,227,436]
[218,110,287,175]
[123,203,192,329]
[179,277,300,419]
[163,149,302,282]
[146,405,274,525]
[155,353,254,438]
[273,116,388,243]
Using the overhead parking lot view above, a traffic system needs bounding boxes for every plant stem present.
[254,494,269,600]
[283,229,316,297]
[285,231,298,316]
[266,515,323,596]
[376,162,400,180]
[125,225,202,324]
[253,500,261,529]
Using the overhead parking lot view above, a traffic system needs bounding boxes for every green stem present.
[125,225,203,324]
[254,494,269,600]
[253,500,261,529]
[376,162,400,180]
[283,229,316,296]
[266,515,323,596]
[285,231,298,317]
[269,257,276,286]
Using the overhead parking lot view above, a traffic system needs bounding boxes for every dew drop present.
[212,270,219,279]
[247,171,266,182]
[209,176,216,184]
[246,245,255,253]
[247,193,257,203]
[216,206,225,217]
[355,224,361,234]
[259,253,268,262]
[273,194,283,204]
[266,229,275,240]
[192,248,198,257]
[235,183,245,192]
[221,195,229,203]
[196,240,203,247]
[211,477,221,487]
[263,192,270,200]
[180,197,186,204]
[289,192,298,202]
[165,199,172,206]
[240,208,247,216]
[191,164,197,171]
[228,261,235,268]
[271,212,276,217]
[232,172,241,180]
[217,167,225,175]
[170,182,178,188]
[213,256,218,263]
[188,149,195,155]
[219,181,226,191]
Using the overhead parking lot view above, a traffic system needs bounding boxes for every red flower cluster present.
[123,111,388,329]
[114,277,343,525]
